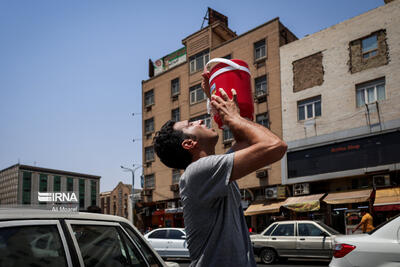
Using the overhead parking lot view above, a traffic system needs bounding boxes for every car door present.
[65,220,152,267]
[146,229,169,257]
[0,220,73,267]
[269,222,296,257]
[297,222,332,258]
[165,229,188,258]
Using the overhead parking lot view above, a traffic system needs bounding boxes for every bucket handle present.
[206,58,250,84]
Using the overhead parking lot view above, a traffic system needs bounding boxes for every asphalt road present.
[168,258,330,267]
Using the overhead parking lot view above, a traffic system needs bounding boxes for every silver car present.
[144,228,189,259]
[0,208,178,267]
[251,220,340,264]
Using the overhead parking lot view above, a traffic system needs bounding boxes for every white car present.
[329,214,400,267]
[0,208,179,267]
[144,228,190,259]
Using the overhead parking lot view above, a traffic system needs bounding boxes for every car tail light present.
[333,243,356,258]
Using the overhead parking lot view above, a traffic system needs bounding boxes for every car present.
[329,214,400,267]
[144,228,189,259]
[250,220,341,264]
[0,208,179,267]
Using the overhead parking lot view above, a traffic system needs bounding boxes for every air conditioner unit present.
[256,170,268,179]
[170,184,179,192]
[293,183,310,196]
[265,187,278,199]
[373,175,390,188]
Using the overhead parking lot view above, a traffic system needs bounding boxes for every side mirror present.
[181,235,186,239]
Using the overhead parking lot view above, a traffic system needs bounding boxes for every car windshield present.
[368,213,400,235]
[316,222,340,235]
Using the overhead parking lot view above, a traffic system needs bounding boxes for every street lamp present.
[121,164,142,225]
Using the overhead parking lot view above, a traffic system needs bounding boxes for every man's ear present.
[182,139,197,150]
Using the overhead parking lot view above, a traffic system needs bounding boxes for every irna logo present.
[38,192,78,203]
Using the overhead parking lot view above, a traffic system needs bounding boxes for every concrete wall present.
[280,1,400,144]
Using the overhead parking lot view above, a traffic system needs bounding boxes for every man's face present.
[173,120,218,147]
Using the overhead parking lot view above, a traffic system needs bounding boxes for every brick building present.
[279,0,400,233]
[141,8,297,230]
[0,164,100,210]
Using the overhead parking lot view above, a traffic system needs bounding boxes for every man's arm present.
[211,89,287,181]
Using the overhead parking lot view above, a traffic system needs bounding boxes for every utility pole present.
[121,164,142,225]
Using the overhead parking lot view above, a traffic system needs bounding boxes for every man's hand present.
[210,88,240,126]
[201,66,211,99]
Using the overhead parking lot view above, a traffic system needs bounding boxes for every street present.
[169,258,330,267]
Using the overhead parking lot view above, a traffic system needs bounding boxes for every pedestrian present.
[352,209,375,233]
[153,68,287,267]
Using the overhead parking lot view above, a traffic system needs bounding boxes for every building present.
[100,182,143,226]
[279,0,400,233]
[0,164,100,210]
[141,8,297,230]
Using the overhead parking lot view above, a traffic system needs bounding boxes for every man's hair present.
[153,120,192,170]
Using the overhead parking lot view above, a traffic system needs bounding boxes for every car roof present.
[0,208,131,224]
[151,227,185,231]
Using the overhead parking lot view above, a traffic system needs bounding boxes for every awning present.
[323,189,372,205]
[283,193,325,212]
[374,187,400,211]
[244,200,287,216]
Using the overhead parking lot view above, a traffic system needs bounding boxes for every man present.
[353,209,375,233]
[153,71,287,266]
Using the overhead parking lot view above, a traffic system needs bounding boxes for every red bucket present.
[206,58,254,129]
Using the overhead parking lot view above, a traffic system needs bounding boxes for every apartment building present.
[141,8,297,230]
[0,164,100,210]
[278,0,400,233]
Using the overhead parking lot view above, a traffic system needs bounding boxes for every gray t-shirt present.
[179,153,256,267]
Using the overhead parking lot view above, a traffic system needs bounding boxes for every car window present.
[271,224,294,236]
[298,223,324,236]
[0,225,68,267]
[168,230,185,239]
[148,229,167,239]
[263,223,278,236]
[119,228,152,267]
[71,224,146,267]
[122,224,162,267]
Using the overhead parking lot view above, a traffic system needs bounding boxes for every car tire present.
[260,248,277,264]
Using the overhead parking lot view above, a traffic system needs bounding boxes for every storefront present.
[244,199,288,232]
[373,187,400,225]
[323,189,372,234]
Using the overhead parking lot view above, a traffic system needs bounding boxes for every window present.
[189,114,211,128]
[298,96,321,121]
[39,174,47,192]
[298,223,325,237]
[171,78,180,96]
[356,77,385,107]
[362,34,378,59]
[223,128,234,142]
[145,174,155,189]
[148,229,167,239]
[189,84,206,104]
[171,108,180,121]
[91,180,97,206]
[144,90,154,107]
[79,179,85,209]
[255,75,267,97]
[256,113,269,128]
[53,176,61,192]
[271,223,294,236]
[172,169,181,184]
[0,225,68,266]
[145,146,155,162]
[22,172,31,204]
[254,39,266,61]
[67,177,74,192]
[71,225,146,267]
[145,118,154,134]
[168,230,185,240]
[189,50,209,73]
[264,223,278,236]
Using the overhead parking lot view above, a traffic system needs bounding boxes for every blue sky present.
[0,0,383,192]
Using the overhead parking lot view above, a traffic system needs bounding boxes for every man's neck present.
[191,148,215,163]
